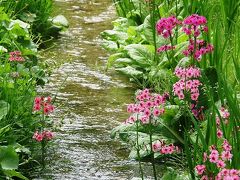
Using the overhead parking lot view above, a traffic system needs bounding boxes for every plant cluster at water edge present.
[103,0,240,179]
[0,1,68,179]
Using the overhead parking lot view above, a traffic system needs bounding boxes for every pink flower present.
[216,160,226,168]
[9,51,25,62]
[221,151,233,161]
[152,141,162,152]
[157,45,175,53]
[203,152,208,162]
[127,104,134,113]
[33,96,54,114]
[220,107,230,119]
[156,16,181,38]
[141,116,149,124]
[209,149,219,163]
[33,131,43,142]
[33,104,41,111]
[191,93,199,101]
[144,108,151,117]
[34,97,42,104]
[217,129,223,138]
[195,165,206,175]
[160,144,176,154]
[200,176,208,180]
[43,130,54,140]
[146,101,153,108]
[216,116,221,126]
[222,139,232,151]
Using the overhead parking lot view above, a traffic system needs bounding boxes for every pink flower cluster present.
[182,14,208,37]
[152,140,180,155]
[174,66,201,79]
[156,16,181,38]
[33,130,54,142]
[124,89,168,124]
[33,96,54,115]
[157,45,175,53]
[216,169,240,180]
[173,66,202,101]
[182,39,214,61]
[9,51,24,62]
[195,140,237,179]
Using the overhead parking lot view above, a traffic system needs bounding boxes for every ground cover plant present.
[104,0,240,179]
[0,1,67,179]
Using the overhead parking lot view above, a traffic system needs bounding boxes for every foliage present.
[105,0,240,179]
[0,2,56,179]
[0,0,68,43]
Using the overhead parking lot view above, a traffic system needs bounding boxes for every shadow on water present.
[33,0,162,179]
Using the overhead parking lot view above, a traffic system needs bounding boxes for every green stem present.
[136,120,144,180]
[149,118,157,180]
[41,140,46,169]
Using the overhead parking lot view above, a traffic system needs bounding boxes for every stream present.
[35,0,158,179]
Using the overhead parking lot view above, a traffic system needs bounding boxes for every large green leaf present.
[161,105,181,125]
[0,146,19,170]
[139,15,166,47]
[124,44,154,66]
[110,123,136,139]
[116,66,143,77]
[101,30,128,43]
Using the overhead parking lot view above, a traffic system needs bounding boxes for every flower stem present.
[149,118,157,180]
[136,120,144,180]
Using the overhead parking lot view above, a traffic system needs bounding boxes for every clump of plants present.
[107,0,240,179]
[0,0,69,44]
[0,2,57,179]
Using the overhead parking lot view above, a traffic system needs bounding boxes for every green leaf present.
[9,20,30,30]
[116,66,143,76]
[177,57,190,68]
[19,12,37,23]
[140,15,165,47]
[0,45,8,53]
[107,53,124,69]
[161,168,191,180]
[124,44,154,66]
[0,100,9,120]
[3,170,29,180]
[101,30,128,43]
[110,123,136,139]
[0,146,19,170]
[161,105,181,125]
[0,125,10,139]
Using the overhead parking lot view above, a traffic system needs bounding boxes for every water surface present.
[36,0,159,179]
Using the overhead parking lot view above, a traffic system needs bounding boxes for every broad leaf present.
[116,66,143,77]
[0,146,19,170]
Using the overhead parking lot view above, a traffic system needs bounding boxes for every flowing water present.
[36,0,158,179]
